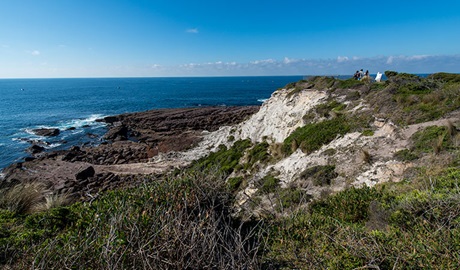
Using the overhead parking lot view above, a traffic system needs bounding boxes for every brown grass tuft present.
[360,149,373,164]
[0,182,46,214]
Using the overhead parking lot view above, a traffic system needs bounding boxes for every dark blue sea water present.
[0,76,302,170]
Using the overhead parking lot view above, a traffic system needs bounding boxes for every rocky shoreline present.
[0,106,259,201]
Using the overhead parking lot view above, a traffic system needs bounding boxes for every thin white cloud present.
[164,54,460,77]
[283,57,300,64]
[407,55,429,61]
[27,50,41,56]
[3,54,459,78]
[250,59,275,65]
[186,28,199,34]
[337,56,349,63]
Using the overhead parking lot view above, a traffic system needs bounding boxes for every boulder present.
[96,116,120,124]
[33,128,60,137]
[75,166,95,180]
[103,125,129,141]
[27,144,45,154]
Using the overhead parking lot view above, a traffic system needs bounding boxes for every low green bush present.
[192,139,252,175]
[361,129,374,136]
[227,177,244,192]
[411,125,450,154]
[264,167,460,269]
[336,78,364,89]
[277,188,311,209]
[428,72,460,83]
[393,149,419,161]
[258,175,280,194]
[283,116,351,155]
[314,100,346,118]
[309,186,381,223]
[244,141,271,170]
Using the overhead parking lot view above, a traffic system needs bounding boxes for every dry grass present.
[42,193,73,211]
[269,143,285,160]
[360,149,373,164]
[0,182,46,214]
[0,182,72,214]
[433,134,446,154]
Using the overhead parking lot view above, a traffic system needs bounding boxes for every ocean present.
[0,76,302,170]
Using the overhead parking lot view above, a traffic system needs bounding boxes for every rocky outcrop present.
[75,166,95,180]
[103,125,129,141]
[27,144,45,154]
[1,106,259,200]
[32,128,60,137]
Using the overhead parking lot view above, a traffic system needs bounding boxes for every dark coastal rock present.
[27,144,45,154]
[2,106,260,202]
[24,156,36,162]
[98,116,120,124]
[103,125,129,141]
[33,128,60,137]
[75,166,95,180]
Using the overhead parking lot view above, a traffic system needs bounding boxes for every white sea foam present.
[21,114,106,137]
[257,98,268,103]
[45,143,63,149]
[58,114,106,130]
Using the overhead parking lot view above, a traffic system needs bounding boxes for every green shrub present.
[384,70,398,78]
[227,177,244,192]
[258,175,280,194]
[283,116,351,155]
[24,207,74,231]
[192,139,252,175]
[362,129,374,136]
[278,188,311,209]
[245,141,271,169]
[394,149,418,161]
[411,125,450,154]
[428,72,460,83]
[309,186,381,223]
[314,100,346,118]
[336,78,364,89]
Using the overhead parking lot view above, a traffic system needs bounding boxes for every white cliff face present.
[174,87,327,162]
[237,89,328,143]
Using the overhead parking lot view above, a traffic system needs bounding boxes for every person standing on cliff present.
[359,69,364,79]
[353,70,360,80]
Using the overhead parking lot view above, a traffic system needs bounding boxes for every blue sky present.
[1,0,459,78]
